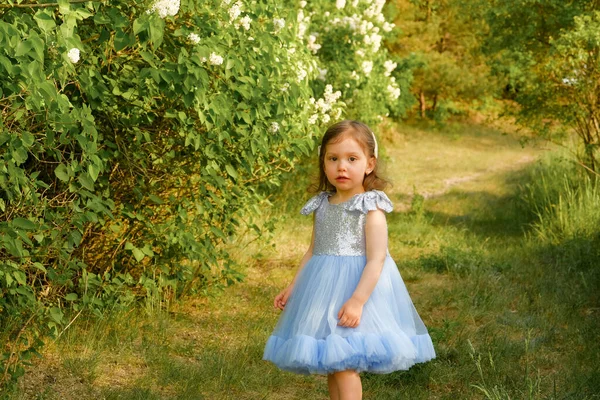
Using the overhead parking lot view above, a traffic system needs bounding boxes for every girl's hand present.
[274,285,293,311]
[337,297,364,328]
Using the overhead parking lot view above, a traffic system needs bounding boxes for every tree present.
[480,0,600,170]
[388,0,494,120]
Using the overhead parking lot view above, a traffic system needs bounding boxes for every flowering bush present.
[296,0,413,126]
[0,0,407,386]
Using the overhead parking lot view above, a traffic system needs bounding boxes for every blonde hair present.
[311,120,389,193]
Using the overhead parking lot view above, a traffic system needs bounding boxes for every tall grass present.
[518,155,600,244]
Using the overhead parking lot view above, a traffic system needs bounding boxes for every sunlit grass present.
[10,121,600,399]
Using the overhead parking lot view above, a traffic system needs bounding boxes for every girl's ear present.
[366,156,376,175]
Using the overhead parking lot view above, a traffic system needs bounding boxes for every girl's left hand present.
[337,297,364,328]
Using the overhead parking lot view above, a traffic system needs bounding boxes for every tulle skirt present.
[263,255,436,375]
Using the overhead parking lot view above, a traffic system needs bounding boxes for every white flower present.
[281,83,290,92]
[288,47,296,55]
[387,84,401,100]
[361,60,373,75]
[308,114,319,124]
[269,122,280,133]
[307,35,321,54]
[383,22,394,32]
[351,0,359,6]
[298,22,308,38]
[562,77,577,85]
[239,15,252,30]
[324,11,330,17]
[336,0,346,9]
[322,114,331,123]
[200,56,207,63]
[309,97,315,104]
[209,52,224,65]
[222,0,232,4]
[350,70,359,80]
[299,0,307,7]
[364,32,382,52]
[355,49,365,58]
[229,1,243,22]
[188,33,201,44]
[384,60,397,77]
[273,18,286,32]
[248,36,254,41]
[297,67,307,82]
[67,48,80,63]
[317,68,328,81]
[316,98,330,113]
[149,0,180,18]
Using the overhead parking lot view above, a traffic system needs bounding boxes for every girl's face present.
[323,135,375,196]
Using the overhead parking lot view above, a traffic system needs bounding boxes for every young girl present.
[263,120,435,399]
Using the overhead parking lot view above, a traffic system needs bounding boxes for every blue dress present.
[263,190,436,375]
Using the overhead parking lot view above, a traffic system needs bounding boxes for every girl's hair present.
[311,120,389,193]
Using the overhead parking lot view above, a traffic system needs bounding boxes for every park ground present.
[9,120,599,399]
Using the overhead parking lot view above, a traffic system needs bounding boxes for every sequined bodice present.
[300,191,394,256]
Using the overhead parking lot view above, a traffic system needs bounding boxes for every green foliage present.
[388,0,495,120]
[518,154,600,253]
[481,1,600,170]
[0,0,406,387]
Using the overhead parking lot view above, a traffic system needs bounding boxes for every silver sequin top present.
[300,190,393,256]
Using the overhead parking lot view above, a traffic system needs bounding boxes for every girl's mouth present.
[336,177,349,181]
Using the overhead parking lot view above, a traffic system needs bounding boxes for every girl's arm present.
[337,209,388,327]
[274,215,316,310]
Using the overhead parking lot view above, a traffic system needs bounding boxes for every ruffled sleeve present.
[345,190,393,214]
[300,192,330,215]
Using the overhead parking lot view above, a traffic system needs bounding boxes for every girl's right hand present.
[274,285,293,310]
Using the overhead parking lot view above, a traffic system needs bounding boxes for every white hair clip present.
[317,131,379,158]
[371,130,378,158]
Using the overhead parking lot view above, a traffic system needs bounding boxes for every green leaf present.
[78,173,94,190]
[88,163,100,181]
[225,164,238,180]
[55,164,69,182]
[33,262,47,272]
[49,307,64,324]
[13,271,27,285]
[65,293,78,301]
[148,194,163,204]
[132,247,145,262]
[12,146,28,164]
[21,132,34,148]
[141,244,154,257]
[15,40,33,58]
[12,217,37,230]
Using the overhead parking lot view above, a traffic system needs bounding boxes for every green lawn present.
[10,121,600,399]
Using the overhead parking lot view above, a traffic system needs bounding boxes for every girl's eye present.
[349,157,357,162]
[328,156,337,161]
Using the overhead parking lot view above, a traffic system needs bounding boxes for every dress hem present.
[263,331,435,375]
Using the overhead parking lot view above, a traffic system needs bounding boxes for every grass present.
[7,120,600,399]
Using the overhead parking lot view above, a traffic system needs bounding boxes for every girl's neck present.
[329,188,366,204]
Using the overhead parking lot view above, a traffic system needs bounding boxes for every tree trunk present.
[419,91,426,118]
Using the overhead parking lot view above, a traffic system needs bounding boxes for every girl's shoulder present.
[300,191,332,215]
[346,190,393,214]
[300,190,393,215]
